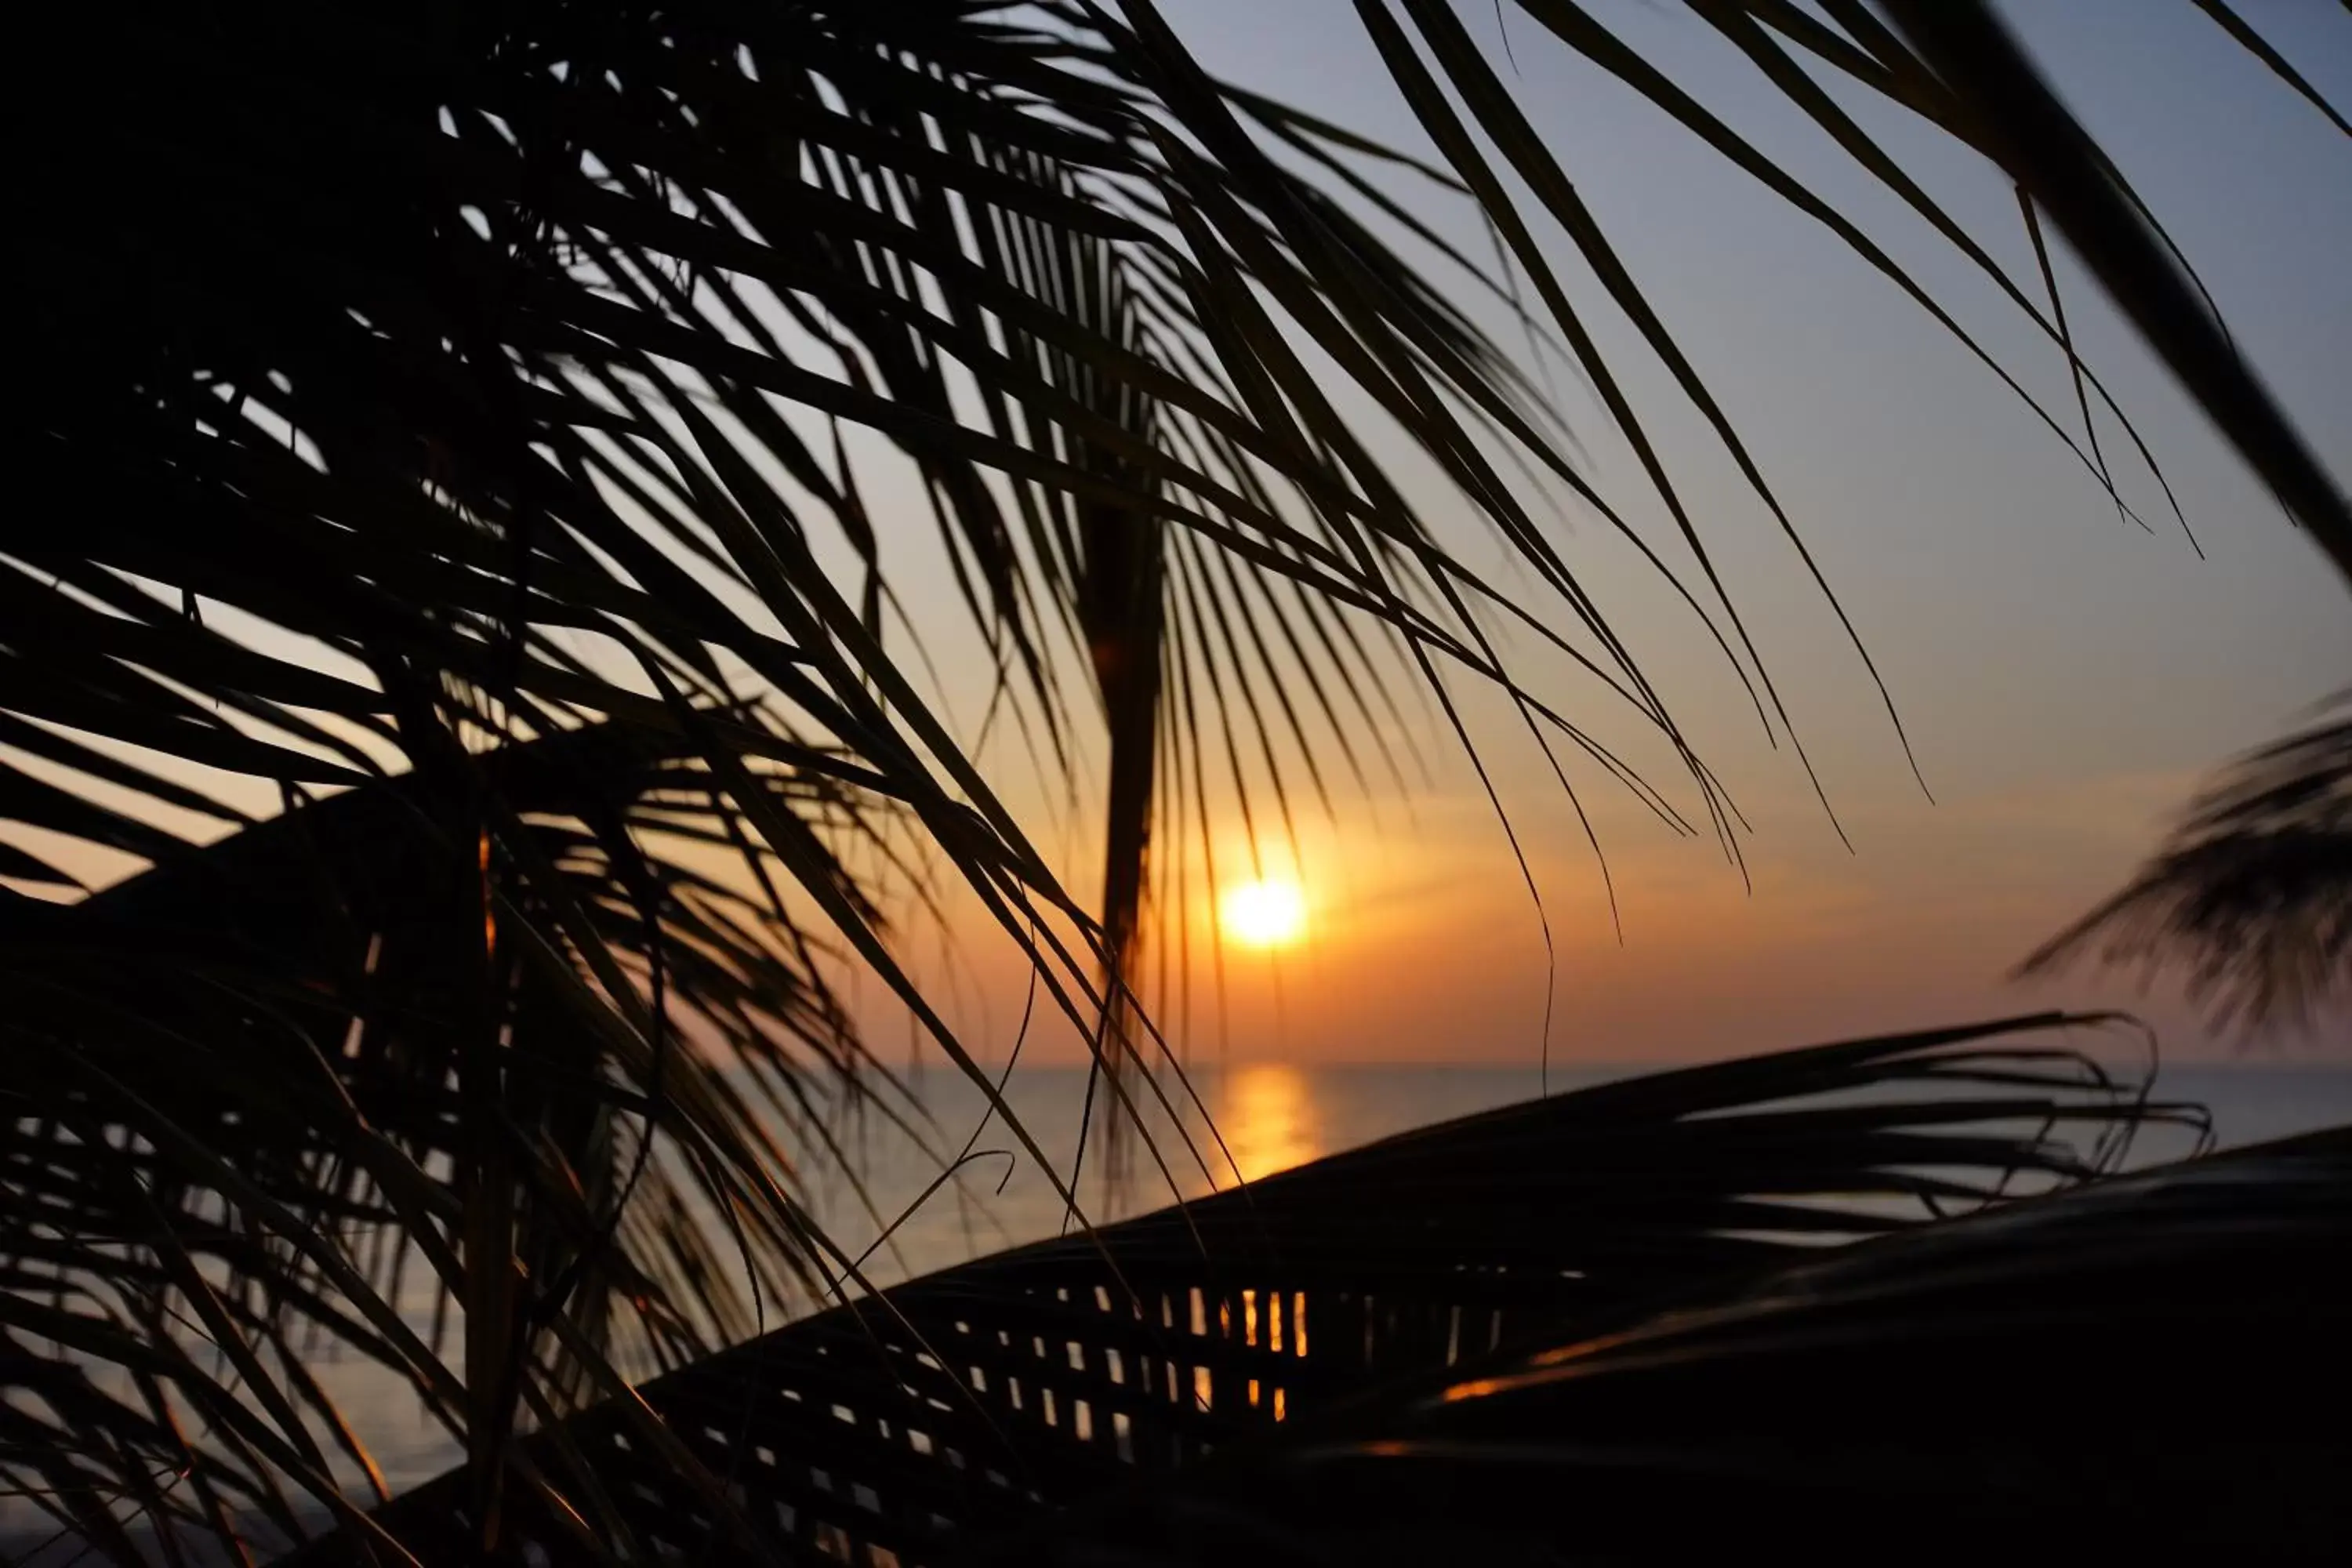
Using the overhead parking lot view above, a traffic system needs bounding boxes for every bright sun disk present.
[1221,878,1307,948]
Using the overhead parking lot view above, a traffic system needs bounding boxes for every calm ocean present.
[9,1062,2352,1557]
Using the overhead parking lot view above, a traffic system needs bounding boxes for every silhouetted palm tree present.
[2027,695,2352,1033]
[9,1,2349,1562]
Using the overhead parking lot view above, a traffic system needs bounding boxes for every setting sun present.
[1221,878,1308,949]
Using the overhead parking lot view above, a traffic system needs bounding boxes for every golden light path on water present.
[1188,1064,1321,1420]
[1218,1062,1321,1182]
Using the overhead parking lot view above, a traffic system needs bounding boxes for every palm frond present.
[2194,0,2352,139]
[1878,0,2352,580]
[989,1120,2351,1564]
[2024,698,2352,1032]
[14,0,1788,1177]
[1428,0,2347,585]
[13,2,2352,1560]
[11,3,1780,1551]
[279,1015,2201,1564]
[1,718,937,1558]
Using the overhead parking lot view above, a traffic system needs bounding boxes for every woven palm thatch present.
[284,1015,2196,1565]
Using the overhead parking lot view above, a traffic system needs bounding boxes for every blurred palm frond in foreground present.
[2028,697,2352,1033]
[279,1014,2218,1566]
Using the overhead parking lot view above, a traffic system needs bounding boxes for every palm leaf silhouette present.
[9,1,1750,1551]
[988,1121,2350,1564]
[276,1014,2197,1565]
[1408,0,2352,583]
[2,718,938,1555]
[2024,697,2352,1032]
[10,1,2351,1562]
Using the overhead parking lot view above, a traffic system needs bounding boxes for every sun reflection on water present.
[1220,1063,1322,1183]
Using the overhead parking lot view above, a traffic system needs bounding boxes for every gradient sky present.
[852,0,2352,1074]
[12,4,2346,1080]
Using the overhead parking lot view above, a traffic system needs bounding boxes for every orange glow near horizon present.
[1220,878,1308,949]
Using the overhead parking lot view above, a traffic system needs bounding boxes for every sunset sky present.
[850,0,2352,1073]
[11,4,2346,1081]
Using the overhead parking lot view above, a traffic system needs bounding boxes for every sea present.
[8,1060,2352,1560]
